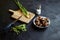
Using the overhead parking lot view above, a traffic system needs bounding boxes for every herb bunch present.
[12,24,27,34]
[14,0,30,18]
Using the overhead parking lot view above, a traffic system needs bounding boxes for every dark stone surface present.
[0,0,60,40]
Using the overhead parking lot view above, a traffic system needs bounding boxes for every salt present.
[36,5,41,15]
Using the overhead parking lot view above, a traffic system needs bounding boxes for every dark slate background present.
[0,0,60,40]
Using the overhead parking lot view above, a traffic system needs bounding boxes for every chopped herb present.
[12,24,27,34]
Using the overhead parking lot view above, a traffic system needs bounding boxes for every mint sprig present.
[12,24,27,34]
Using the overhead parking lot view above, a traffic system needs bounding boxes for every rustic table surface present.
[0,0,60,40]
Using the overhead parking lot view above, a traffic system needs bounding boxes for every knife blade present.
[3,16,22,31]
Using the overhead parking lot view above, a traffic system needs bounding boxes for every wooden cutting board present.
[9,9,35,23]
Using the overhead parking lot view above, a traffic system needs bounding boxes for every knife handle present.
[3,22,15,31]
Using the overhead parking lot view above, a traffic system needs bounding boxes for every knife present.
[3,9,22,31]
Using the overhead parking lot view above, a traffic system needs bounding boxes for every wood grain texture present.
[9,9,35,23]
